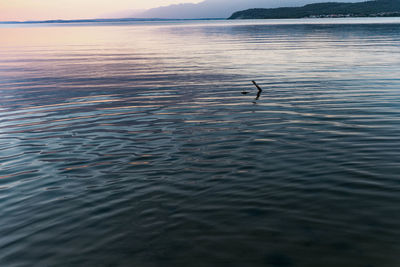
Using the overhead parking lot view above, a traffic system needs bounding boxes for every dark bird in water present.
[241,80,263,101]
[252,80,263,100]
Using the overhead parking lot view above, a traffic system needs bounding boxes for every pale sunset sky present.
[0,0,202,21]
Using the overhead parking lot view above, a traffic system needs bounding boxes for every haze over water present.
[1,18,400,266]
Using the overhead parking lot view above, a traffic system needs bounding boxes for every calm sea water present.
[1,18,400,266]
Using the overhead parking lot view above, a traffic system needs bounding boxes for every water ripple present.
[1,20,400,267]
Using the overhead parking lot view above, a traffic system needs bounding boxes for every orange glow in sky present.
[0,0,201,21]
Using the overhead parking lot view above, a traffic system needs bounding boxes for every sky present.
[0,0,201,21]
[0,0,360,21]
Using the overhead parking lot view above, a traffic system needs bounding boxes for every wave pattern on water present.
[1,20,400,267]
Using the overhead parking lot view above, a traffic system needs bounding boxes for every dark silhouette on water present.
[252,80,263,100]
[241,81,263,99]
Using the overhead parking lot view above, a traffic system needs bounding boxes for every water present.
[1,18,400,266]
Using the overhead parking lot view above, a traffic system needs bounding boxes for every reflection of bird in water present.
[241,91,249,95]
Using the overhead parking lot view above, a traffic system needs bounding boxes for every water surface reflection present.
[1,19,400,267]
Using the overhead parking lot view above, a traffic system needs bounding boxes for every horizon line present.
[0,17,227,24]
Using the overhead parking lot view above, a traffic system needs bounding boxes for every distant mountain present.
[0,18,189,24]
[136,0,362,19]
[229,0,400,19]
